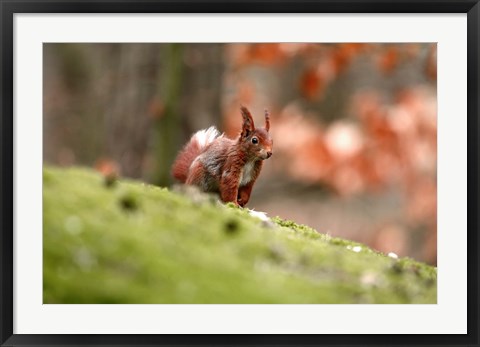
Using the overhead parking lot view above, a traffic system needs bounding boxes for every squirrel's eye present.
[251,137,258,144]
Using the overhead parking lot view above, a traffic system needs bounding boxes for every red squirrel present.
[171,106,273,207]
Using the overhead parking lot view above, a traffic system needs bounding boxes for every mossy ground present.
[43,167,437,304]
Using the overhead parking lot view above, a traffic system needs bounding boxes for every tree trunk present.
[151,44,184,187]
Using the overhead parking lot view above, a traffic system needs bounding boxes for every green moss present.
[43,166,437,304]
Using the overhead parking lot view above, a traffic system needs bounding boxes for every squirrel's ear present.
[264,109,270,132]
[240,106,255,138]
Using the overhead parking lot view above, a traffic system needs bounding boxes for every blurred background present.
[43,43,437,264]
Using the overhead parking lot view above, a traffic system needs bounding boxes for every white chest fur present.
[239,161,255,186]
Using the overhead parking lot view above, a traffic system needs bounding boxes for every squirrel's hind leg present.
[186,160,219,194]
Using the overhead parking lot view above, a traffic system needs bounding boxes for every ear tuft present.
[264,109,270,132]
[240,106,255,137]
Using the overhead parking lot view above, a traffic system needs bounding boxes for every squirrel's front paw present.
[237,199,246,208]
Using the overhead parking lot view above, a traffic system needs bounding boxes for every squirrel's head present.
[239,106,273,161]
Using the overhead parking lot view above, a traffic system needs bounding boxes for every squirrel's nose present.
[266,151,272,158]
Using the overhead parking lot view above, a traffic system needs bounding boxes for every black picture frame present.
[1,1,479,346]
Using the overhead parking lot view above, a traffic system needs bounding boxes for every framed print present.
[1,1,479,346]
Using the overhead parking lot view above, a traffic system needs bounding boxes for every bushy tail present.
[171,127,220,183]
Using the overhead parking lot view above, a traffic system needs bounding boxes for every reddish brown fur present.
[171,139,201,183]
[171,106,273,207]
[237,162,263,206]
